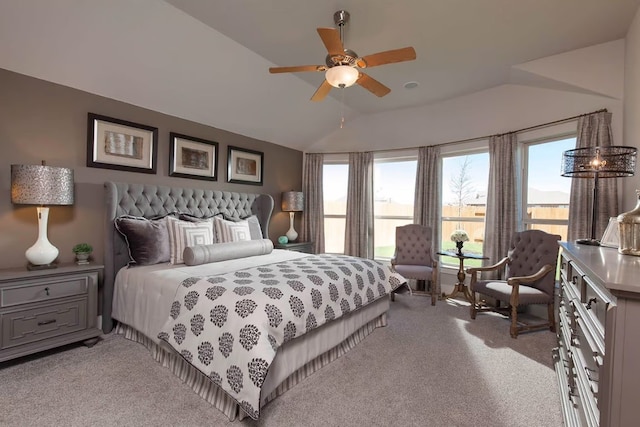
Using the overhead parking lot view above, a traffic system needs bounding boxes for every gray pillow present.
[183,239,274,266]
[114,215,170,265]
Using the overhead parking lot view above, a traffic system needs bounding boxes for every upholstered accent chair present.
[467,229,561,338]
[390,224,438,305]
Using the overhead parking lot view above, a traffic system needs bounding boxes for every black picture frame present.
[169,133,218,181]
[86,113,158,174]
[227,146,264,185]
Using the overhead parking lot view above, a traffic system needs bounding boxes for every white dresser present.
[556,242,640,426]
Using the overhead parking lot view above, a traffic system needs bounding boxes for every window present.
[323,162,348,253]
[373,156,417,259]
[441,151,490,267]
[521,135,575,241]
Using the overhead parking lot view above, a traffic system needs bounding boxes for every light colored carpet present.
[0,295,562,426]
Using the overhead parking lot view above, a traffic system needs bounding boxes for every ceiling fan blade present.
[317,27,344,56]
[356,73,391,97]
[269,65,326,74]
[311,80,332,102]
[356,47,416,68]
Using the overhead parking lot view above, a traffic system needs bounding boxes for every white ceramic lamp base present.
[25,207,59,269]
[285,211,298,242]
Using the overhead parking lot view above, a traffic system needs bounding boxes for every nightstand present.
[274,241,315,254]
[0,263,103,363]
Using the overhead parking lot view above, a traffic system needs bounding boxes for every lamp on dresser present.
[11,161,74,270]
[561,145,636,245]
[281,191,304,242]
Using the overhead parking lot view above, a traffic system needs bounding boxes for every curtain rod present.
[310,108,608,155]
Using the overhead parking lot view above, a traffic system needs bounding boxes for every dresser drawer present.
[0,274,91,308]
[1,298,88,350]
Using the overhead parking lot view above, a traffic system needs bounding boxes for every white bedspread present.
[112,249,307,344]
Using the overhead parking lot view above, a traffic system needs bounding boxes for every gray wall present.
[0,68,303,270]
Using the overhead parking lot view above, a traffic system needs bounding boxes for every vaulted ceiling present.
[1,0,639,151]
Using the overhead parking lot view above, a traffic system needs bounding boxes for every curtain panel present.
[345,152,374,258]
[567,111,617,242]
[413,145,441,293]
[483,133,519,279]
[301,153,325,254]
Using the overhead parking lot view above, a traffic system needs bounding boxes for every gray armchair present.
[466,229,560,338]
[390,224,438,305]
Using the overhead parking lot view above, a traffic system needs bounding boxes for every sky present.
[323,137,576,206]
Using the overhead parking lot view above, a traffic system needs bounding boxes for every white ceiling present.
[1,0,639,151]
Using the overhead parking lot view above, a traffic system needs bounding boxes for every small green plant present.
[72,243,93,254]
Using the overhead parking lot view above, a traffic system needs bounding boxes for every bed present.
[103,181,404,420]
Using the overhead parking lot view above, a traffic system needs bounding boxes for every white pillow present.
[214,217,252,243]
[166,216,214,264]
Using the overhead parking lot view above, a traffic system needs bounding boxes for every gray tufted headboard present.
[102,181,274,333]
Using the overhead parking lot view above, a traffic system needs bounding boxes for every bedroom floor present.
[0,295,562,427]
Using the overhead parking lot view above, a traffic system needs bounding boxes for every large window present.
[373,156,417,259]
[441,152,490,267]
[521,136,575,241]
[323,162,348,253]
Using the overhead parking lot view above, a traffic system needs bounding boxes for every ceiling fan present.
[269,10,416,102]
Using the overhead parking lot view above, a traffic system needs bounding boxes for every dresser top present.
[560,242,640,295]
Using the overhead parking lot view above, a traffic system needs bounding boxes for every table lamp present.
[11,161,75,269]
[281,191,304,242]
[561,146,636,245]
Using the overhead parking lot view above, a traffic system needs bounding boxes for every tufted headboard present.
[102,181,274,333]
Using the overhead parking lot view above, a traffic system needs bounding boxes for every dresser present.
[555,243,640,426]
[0,263,103,363]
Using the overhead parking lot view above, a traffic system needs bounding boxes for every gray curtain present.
[414,145,441,293]
[567,111,617,241]
[345,152,374,258]
[301,153,325,254]
[483,133,518,278]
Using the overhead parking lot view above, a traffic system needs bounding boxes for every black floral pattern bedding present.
[157,254,405,420]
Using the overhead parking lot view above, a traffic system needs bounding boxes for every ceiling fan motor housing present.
[325,49,359,68]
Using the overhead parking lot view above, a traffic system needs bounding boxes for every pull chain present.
[340,86,346,129]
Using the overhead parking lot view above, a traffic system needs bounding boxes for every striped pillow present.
[214,217,252,243]
[166,216,214,264]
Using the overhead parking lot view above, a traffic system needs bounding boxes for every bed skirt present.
[116,312,387,421]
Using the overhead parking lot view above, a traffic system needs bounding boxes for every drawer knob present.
[586,297,597,310]
[37,319,56,326]
[44,287,50,296]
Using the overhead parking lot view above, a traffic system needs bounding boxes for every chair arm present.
[506,264,554,286]
[466,257,509,275]
[507,264,554,308]
[390,256,397,266]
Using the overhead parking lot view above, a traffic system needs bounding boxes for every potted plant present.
[72,243,93,265]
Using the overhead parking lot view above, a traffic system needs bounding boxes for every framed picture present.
[227,146,264,185]
[87,113,158,174]
[600,217,620,248]
[169,133,218,181]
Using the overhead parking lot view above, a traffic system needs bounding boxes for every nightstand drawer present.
[1,298,88,350]
[1,275,90,308]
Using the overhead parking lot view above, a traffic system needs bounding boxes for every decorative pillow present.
[183,239,274,266]
[178,212,223,224]
[166,216,214,264]
[114,215,170,265]
[214,217,252,243]
[221,214,263,240]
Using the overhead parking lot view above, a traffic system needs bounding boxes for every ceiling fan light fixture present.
[325,65,359,88]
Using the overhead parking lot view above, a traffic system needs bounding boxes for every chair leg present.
[510,305,519,338]
[548,303,556,332]
[391,292,395,302]
[470,290,477,319]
